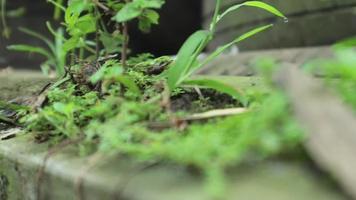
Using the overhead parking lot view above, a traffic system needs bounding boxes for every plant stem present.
[121,0,131,70]
[95,7,100,59]
[1,0,9,38]
[53,0,63,20]
[121,21,128,69]
[92,0,110,12]
[210,0,221,33]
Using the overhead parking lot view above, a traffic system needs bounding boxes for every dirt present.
[171,89,238,113]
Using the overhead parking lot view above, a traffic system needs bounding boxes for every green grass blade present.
[18,27,56,54]
[218,1,287,22]
[198,24,273,72]
[7,44,53,59]
[209,0,222,32]
[47,0,66,12]
[183,78,248,106]
[54,27,66,76]
[165,30,211,90]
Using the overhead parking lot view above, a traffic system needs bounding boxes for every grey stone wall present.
[203,0,356,50]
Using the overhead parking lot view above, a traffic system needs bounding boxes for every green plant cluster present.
[17,56,303,198]
[2,0,306,198]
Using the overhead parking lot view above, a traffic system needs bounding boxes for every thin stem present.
[53,0,64,20]
[92,0,110,12]
[210,0,221,33]
[94,7,100,59]
[121,21,129,69]
[1,0,9,38]
[121,0,131,70]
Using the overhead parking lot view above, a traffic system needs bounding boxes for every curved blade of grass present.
[18,27,56,54]
[218,1,287,22]
[209,0,222,32]
[47,0,66,12]
[165,30,211,90]
[183,78,248,107]
[7,44,54,60]
[186,24,273,78]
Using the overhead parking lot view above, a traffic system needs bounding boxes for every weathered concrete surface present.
[198,46,332,76]
[0,133,350,200]
[276,63,356,199]
[0,69,52,101]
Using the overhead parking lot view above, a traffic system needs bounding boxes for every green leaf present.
[113,2,141,22]
[218,1,287,22]
[63,37,80,52]
[183,78,248,106]
[7,44,53,59]
[18,27,55,54]
[67,14,96,36]
[117,75,141,96]
[138,9,160,33]
[99,31,123,53]
[165,30,211,90]
[143,9,159,24]
[196,24,273,73]
[113,0,164,22]
[90,60,124,84]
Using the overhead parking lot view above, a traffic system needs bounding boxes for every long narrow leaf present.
[18,27,56,54]
[7,44,53,59]
[218,1,286,22]
[47,0,66,12]
[183,78,248,107]
[209,0,222,32]
[165,30,211,90]
[191,24,273,76]
[54,27,66,76]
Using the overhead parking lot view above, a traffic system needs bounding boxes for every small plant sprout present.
[164,0,287,106]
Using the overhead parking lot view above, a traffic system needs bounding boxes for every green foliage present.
[2,1,306,199]
[5,0,165,76]
[7,27,66,76]
[113,0,164,32]
[164,0,286,105]
[305,47,356,110]
[18,62,304,198]
[90,59,141,96]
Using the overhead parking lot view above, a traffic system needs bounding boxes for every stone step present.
[0,134,349,200]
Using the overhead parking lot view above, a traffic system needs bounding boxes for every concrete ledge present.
[198,46,332,76]
[0,134,349,200]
